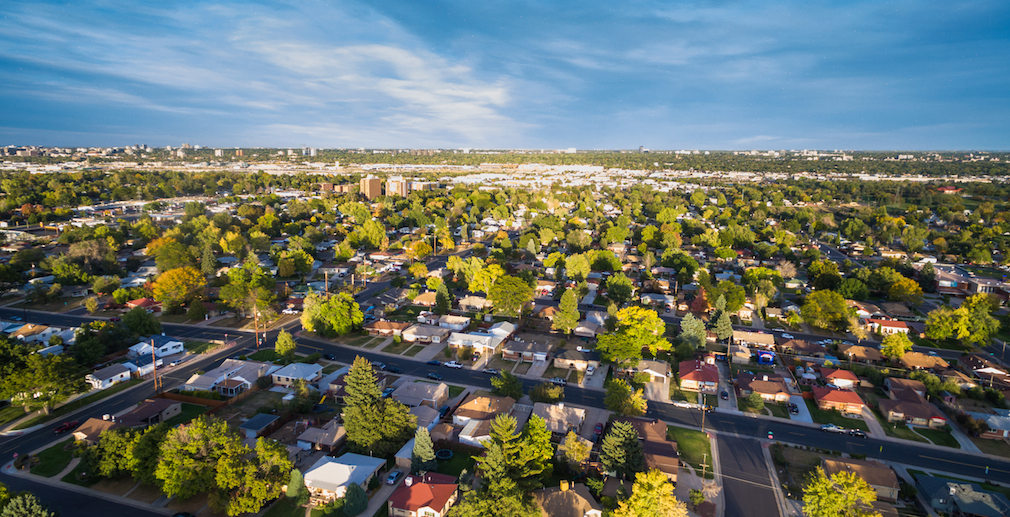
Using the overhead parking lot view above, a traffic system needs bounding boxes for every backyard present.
[666,425,714,479]
[163,403,210,427]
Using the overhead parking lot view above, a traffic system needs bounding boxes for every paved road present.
[0,474,165,517]
[718,436,781,517]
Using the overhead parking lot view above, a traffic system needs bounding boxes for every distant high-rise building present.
[214,149,224,157]
[310,148,318,157]
[319,182,334,192]
[360,176,382,200]
[386,176,408,197]
[235,149,244,157]
[181,143,192,149]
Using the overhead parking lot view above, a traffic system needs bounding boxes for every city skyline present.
[1,0,1008,150]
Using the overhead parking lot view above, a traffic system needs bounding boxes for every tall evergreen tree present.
[435,281,451,315]
[411,427,437,473]
[714,311,733,341]
[552,289,580,336]
[600,421,645,479]
[678,313,706,350]
[286,468,308,505]
[342,483,368,516]
[344,356,381,409]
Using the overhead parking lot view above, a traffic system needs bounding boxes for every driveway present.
[717,362,738,411]
[788,395,813,423]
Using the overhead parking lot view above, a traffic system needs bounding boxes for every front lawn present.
[383,339,413,355]
[60,461,100,487]
[971,437,1010,458]
[248,349,280,362]
[666,425,714,479]
[403,345,425,357]
[914,427,960,448]
[184,341,217,354]
[803,400,869,431]
[163,403,209,427]
[15,379,144,429]
[447,385,466,399]
[30,439,76,477]
[0,404,27,427]
[766,403,790,419]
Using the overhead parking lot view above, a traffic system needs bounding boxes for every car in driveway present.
[720,390,729,400]
[549,377,567,386]
[427,372,444,381]
[381,387,395,398]
[586,365,596,376]
[788,403,799,414]
[444,361,464,369]
[54,420,79,434]
[849,429,867,438]
[386,470,403,485]
[438,405,451,418]
[820,423,846,433]
[426,360,441,366]
[482,368,499,375]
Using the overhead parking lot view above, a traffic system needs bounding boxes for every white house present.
[128,335,185,358]
[303,453,386,503]
[272,363,323,388]
[86,364,132,390]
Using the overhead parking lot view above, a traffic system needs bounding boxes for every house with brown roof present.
[553,349,601,371]
[737,372,790,403]
[822,458,900,502]
[812,386,865,415]
[453,393,515,426]
[388,473,459,517]
[118,399,182,428]
[867,319,909,335]
[72,417,123,445]
[679,359,719,394]
[363,319,412,337]
[533,483,603,517]
[413,291,438,307]
[821,368,860,390]
[392,382,449,409]
[838,344,883,364]
[880,378,946,428]
[532,402,586,435]
[458,295,491,312]
[778,339,826,358]
[296,419,346,452]
[732,330,776,349]
[502,340,552,363]
[402,324,450,344]
[899,352,949,371]
[612,417,679,482]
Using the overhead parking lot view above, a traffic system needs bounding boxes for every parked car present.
[426,360,441,366]
[781,333,794,339]
[788,403,799,414]
[586,365,596,376]
[482,368,499,375]
[849,429,867,438]
[427,372,444,381]
[820,424,846,433]
[381,387,395,398]
[54,420,78,434]
[438,405,451,418]
[106,317,118,322]
[386,470,403,485]
[720,391,729,400]
[444,361,464,369]
[673,401,694,409]
[594,422,604,435]
[386,366,403,374]
[549,377,567,386]
[374,362,387,371]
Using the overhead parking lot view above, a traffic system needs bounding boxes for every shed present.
[239,413,280,439]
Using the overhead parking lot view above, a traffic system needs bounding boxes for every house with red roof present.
[678,359,719,394]
[812,386,865,415]
[387,473,458,517]
[127,297,161,313]
[821,368,860,390]
[866,319,909,336]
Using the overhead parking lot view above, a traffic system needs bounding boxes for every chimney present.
[763,375,769,382]
[949,485,956,496]
[405,476,413,487]
[558,402,564,409]
[560,480,569,491]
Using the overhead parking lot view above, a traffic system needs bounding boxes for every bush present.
[256,376,273,389]
[186,390,223,400]
[530,382,565,403]
[368,474,380,490]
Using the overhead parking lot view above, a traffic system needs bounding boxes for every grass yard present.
[30,439,76,477]
[248,349,280,362]
[485,356,517,371]
[322,364,342,374]
[15,379,144,429]
[803,400,869,431]
[363,338,383,349]
[970,437,1010,458]
[211,316,254,329]
[163,403,209,428]
[766,403,790,419]
[60,461,100,487]
[447,385,466,399]
[514,362,532,374]
[383,339,413,355]
[158,313,193,324]
[16,297,86,313]
[913,427,960,448]
[541,365,569,379]
[773,445,825,495]
[666,425,714,479]
[343,335,375,347]
[184,341,217,354]
[0,404,27,428]
[669,385,692,402]
[436,451,476,477]
[403,345,425,357]
[372,505,389,517]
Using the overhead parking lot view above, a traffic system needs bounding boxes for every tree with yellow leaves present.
[612,468,687,517]
[152,266,206,310]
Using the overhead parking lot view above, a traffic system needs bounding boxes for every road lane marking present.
[919,455,1010,474]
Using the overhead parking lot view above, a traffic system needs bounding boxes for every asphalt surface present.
[0,474,165,517]
[718,435,781,517]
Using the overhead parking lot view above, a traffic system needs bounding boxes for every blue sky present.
[1,0,1007,149]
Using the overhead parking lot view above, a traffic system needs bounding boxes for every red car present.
[54,420,78,434]
[108,317,121,322]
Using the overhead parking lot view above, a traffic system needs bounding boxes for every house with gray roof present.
[917,476,1010,517]
[272,362,323,388]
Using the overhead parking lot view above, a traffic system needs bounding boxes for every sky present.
[1,0,1008,150]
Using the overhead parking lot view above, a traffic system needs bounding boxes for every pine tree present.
[526,238,538,257]
[552,289,580,336]
[201,244,218,277]
[714,311,733,341]
[679,313,707,350]
[286,468,308,505]
[714,294,726,313]
[342,483,368,516]
[600,421,644,479]
[435,281,451,315]
[344,356,380,409]
[275,330,297,358]
[411,427,437,473]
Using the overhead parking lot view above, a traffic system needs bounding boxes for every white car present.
[444,361,464,369]
[781,333,794,339]
[586,365,596,376]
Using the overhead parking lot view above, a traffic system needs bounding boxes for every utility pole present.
[151,339,161,393]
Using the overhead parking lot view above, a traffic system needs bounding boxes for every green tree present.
[552,289,580,336]
[879,333,913,360]
[435,281,451,315]
[342,483,368,516]
[886,276,923,304]
[447,492,540,517]
[739,392,765,413]
[412,427,437,474]
[91,275,121,296]
[201,244,218,277]
[156,416,244,500]
[122,306,162,335]
[286,468,309,506]
[84,296,99,314]
[488,275,534,318]
[612,468,688,517]
[491,371,523,400]
[187,301,207,321]
[801,290,853,332]
[342,357,417,457]
[597,306,670,367]
[713,311,733,341]
[600,421,644,479]
[678,313,706,350]
[94,427,138,478]
[837,278,869,300]
[301,292,364,337]
[605,379,648,417]
[0,353,81,414]
[470,263,505,295]
[275,330,297,359]
[802,467,881,517]
[344,356,382,408]
[0,493,58,517]
[220,260,276,319]
[558,431,591,470]
[564,253,590,281]
[132,423,170,486]
[152,266,206,309]
[212,437,293,516]
[606,273,635,306]
[529,382,564,403]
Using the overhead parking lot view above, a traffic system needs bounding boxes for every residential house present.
[535,305,558,321]
[679,359,719,393]
[413,291,438,307]
[438,315,471,332]
[812,386,865,415]
[847,300,886,319]
[239,414,279,439]
[486,321,517,341]
[410,405,441,430]
[867,319,909,336]
[304,453,387,503]
[392,382,449,409]
[447,332,502,356]
[271,363,323,388]
[940,369,978,390]
[182,359,280,396]
[532,402,586,435]
[388,473,459,517]
[899,352,949,371]
[880,378,946,428]
[917,477,1010,517]
[458,295,491,312]
[737,372,791,403]
[535,280,557,297]
[502,340,552,363]
[573,320,602,338]
[778,339,826,358]
[453,393,515,427]
[613,417,679,482]
[960,353,1010,390]
[732,330,776,349]
[838,344,883,364]
[641,293,677,308]
[10,324,61,343]
[533,483,603,517]
[880,302,913,319]
[118,399,182,428]
[363,320,412,337]
[822,458,899,503]
[128,335,185,358]
[72,417,122,445]
[821,368,860,390]
[86,364,132,390]
[296,419,346,452]
[967,410,1010,440]
[553,349,601,371]
[126,297,161,313]
[729,344,751,364]
[637,359,671,383]
[402,324,450,344]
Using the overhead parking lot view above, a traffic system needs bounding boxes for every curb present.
[1,461,174,515]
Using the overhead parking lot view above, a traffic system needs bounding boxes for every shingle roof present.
[388,474,458,513]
